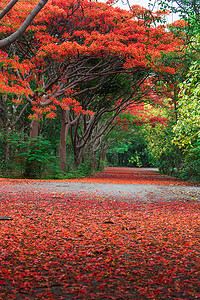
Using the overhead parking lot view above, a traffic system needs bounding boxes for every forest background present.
[0,0,199,182]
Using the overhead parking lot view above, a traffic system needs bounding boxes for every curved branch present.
[10,102,29,128]
[0,0,49,49]
[0,0,19,20]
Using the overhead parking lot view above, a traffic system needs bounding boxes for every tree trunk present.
[91,151,97,172]
[3,127,10,169]
[4,142,9,167]
[97,144,108,170]
[59,109,70,173]
[30,119,40,139]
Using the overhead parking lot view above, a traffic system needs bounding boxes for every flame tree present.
[0,0,184,176]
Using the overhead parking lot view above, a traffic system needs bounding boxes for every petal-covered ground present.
[0,168,200,299]
[0,167,198,186]
[85,167,197,185]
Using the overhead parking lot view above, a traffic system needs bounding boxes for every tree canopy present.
[0,0,191,178]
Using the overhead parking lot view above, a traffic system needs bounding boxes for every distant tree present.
[172,37,200,150]
[151,0,200,39]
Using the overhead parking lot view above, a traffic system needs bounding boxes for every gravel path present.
[1,168,200,202]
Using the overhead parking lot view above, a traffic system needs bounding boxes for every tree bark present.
[4,130,10,168]
[0,0,19,20]
[59,109,70,173]
[30,119,40,139]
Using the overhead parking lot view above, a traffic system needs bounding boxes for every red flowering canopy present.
[0,0,184,118]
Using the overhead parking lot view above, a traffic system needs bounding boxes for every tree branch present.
[10,102,29,128]
[0,0,49,49]
[0,0,19,20]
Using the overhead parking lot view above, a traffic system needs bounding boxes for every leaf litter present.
[0,168,200,299]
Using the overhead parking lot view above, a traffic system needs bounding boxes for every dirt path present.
[1,167,199,202]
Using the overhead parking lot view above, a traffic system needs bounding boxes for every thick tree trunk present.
[3,127,10,169]
[59,109,70,173]
[4,140,9,169]
[97,144,108,170]
[74,153,80,168]
[91,151,97,171]
[30,119,40,139]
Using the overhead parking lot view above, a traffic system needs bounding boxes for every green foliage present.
[180,139,200,181]
[0,131,59,178]
[170,54,200,182]
[128,151,143,168]
[106,115,156,168]
[21,137,59,179]
[146,123,183,175]
[68,161,93,178]
[172,59,200,149]
[154,0,200,38]
[40,112,61,156]
[146,44,200,182]
[61,159,98,179]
